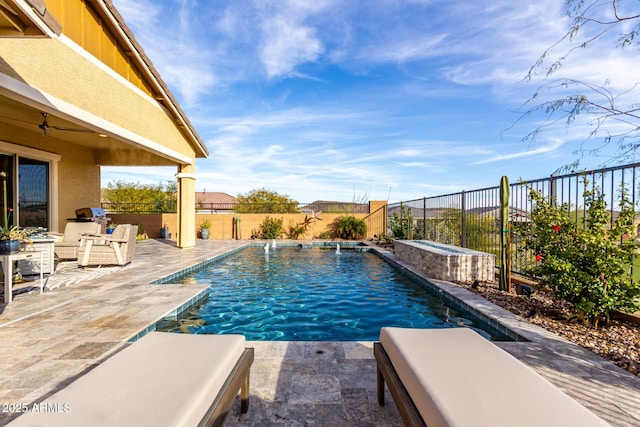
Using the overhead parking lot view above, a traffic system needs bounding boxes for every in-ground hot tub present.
[394,240,495,284]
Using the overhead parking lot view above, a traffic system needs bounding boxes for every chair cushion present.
[61,222,101,242]
[380,327,608,427]
[111,224,129,240]
[8,332,247,427]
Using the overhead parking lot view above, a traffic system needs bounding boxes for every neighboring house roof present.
[389,205,531,221]
[388,206,451,219]
[302,200,368,213]
[196,192,236,205]
[466,206,531,222]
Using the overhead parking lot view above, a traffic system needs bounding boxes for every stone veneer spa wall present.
[394,240,495,284]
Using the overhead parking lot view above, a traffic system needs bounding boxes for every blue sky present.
[105,0,638,203]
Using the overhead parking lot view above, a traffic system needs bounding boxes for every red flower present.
[535,254,542,262]
[552,225,561,232]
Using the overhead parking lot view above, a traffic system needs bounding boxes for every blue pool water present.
[156,246,506,341]
[413,240,465,254]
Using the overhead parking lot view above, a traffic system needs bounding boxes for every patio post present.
[176,164,196,248]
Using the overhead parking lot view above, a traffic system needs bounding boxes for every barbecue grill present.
[68,207,110,225]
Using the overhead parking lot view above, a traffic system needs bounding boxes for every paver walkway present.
[0,239,638,426]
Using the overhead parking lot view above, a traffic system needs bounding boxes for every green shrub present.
[260,216,284,239]
[520,185,640,326]
[286,221,306,239]
[334,216,366,240]
[317,231,331,239]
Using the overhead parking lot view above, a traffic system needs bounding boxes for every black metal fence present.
[101,201,177,214]
[102,201,369,215]
[389,162,640,274]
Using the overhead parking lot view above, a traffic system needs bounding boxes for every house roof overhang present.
[97,0,208,159]
[0,0,209,162]
[0,0,61,36]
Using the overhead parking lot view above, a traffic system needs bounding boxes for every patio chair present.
[374,327,609,427]
[7,332,254,427]
[77,224,138,267]
[53,222,102,260]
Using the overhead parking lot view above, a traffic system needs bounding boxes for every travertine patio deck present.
[0,239,639,426]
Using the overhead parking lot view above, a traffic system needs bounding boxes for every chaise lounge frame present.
[374,327,609,427]
[203,347,254,427]
[374,342,426,427]
[7,332,255,427]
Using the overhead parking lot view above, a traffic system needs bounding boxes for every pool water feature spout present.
[336,243,341,254]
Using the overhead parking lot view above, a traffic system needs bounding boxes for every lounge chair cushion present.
[9,332,248,427]
[379,327,609,427]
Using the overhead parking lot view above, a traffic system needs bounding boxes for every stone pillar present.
[176,163,196,248]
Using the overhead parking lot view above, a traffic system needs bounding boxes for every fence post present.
[461,191,466,247]
[400,201,406,238]
[550,174,557,206]
[423,197,426,239]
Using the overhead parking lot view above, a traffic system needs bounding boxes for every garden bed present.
[460,280,640,377]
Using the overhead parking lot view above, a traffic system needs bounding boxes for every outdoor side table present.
[1,251,44,304]
[20,236,56,275]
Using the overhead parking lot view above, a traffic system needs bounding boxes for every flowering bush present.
[389,204,412,239]
[521,185,640,327]
[259,216,284,240]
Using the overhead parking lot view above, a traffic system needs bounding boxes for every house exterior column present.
[176,164,196,248]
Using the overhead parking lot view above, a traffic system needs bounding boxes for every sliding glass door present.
[0,153,50,230]
[18,158,49,229]
[0,154,15,227]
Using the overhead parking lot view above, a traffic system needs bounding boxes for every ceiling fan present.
[38,112,94,136]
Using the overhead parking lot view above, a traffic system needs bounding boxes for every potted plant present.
[0,208,31,253]
[200,219,212,239]
[106,223,117,234]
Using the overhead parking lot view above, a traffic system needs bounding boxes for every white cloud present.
[473,139,567,164]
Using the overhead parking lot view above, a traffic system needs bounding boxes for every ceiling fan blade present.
[0,112,93,136]
[38,112,94,135]
[51,125,94,133]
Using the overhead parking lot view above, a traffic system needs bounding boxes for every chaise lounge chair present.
[374,327,609,427]
[77,224,138,267]
[8,332,254,427]
[54,222,102,260]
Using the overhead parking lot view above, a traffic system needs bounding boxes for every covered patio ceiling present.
[0,90,192,166]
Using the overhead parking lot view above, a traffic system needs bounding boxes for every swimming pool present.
[155,245,508,341]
